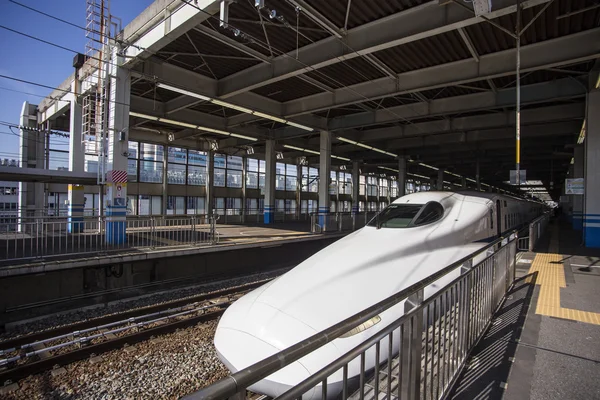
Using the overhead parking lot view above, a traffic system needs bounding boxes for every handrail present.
[186,229,518,400]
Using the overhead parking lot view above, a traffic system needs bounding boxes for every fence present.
[0,214,220,263]
[310,212,377,233]
[188,231,518,400]
[517,213,550,252]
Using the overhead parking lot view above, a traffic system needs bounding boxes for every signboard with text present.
[565,178,584,195]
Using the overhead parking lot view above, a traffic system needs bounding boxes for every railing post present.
[401,289,424,400]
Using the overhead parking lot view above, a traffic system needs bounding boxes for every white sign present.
[565,178,584,195]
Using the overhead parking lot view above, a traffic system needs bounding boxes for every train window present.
[490,210,494,229]
[367,204,423,228]
[413,202,444,226]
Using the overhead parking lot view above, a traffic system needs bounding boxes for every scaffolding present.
[82,0,112,184]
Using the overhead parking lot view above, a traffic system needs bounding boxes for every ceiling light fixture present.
[156,83,211,101]
[128,112,257,141]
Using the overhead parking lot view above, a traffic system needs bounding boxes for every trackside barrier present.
[188,231,519,400]
[516,213,550,252]
[0,214,220,263]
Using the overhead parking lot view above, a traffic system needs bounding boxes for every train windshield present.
[367,202,444,229]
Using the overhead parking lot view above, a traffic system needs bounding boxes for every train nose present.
[215,327,312,398]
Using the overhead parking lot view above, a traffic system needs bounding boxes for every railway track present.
[0,279,270,383]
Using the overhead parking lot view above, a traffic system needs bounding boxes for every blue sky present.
[0,0,154,159]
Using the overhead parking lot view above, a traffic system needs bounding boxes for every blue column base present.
[264,206,274,224]
[351,206,359,215]
[106,205,127,245]
[585,227,600,248]
[318,207,329,227]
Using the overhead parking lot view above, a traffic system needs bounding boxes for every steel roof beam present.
[217,0,551,98]
[323,77,587,132]
[284,29,600,117]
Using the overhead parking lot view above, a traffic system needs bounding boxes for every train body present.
[214,191,543,398]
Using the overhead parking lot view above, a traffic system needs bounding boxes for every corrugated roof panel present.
[251,76,325,102]
[372,30,472,74]
[305,0,428,30]
[465,0,600,56]
[305,57,386,88]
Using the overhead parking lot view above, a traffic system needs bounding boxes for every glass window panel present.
[140,143,164,161]
[167,163,186,184]
[258,173,265,189]
[127,195,137,215]
[214,154,226,169]
[246,171,258,189]
[214,168,226,187]
[286,164,297,176]
[276,163,285,175]
[215,197,225,215]
[285,199,296,214]
[227,156,243,170]
[138,195,150,215]
[140,161,163,183]
[246,158,259,172]
[151,196,162,215]
[188,150,207,166]
[276,174,286,190]
[246,198,258,214]
[168,147,187,164]
[276,199,285,212]
[227,169,243,188]
[187,165,206,186]
[259,160,266,173]
[127,159,138,182]
[286,176,297,191]
[128,141,138,159]
[176,196,185,215]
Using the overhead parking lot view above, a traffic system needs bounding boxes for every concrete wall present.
[0,237,338,325]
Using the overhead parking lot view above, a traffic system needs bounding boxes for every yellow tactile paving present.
[528,252,600,325]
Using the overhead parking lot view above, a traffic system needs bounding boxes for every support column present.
[263,140,276,223]
[68,80,85,233]
[351,161,360,215]
[461,176,467,189]
[585,89,600,247]
[572,145,584,230]
[295,157,302,220]
[318,131,332,226]
[437,169,444,190]
[105,47,130,245]
[397,157,407,197]
[18,102,40,229]
[205,150,214,214]
[162,148,169,215]
[242,155,247,223]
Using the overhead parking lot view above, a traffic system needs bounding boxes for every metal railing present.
[517,213,550,252]
[310,212,377,233]
[188,231,518,400]
[0,214,220,263]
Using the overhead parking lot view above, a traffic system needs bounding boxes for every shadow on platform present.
[449,272,538,400]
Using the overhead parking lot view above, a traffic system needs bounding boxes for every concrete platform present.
[449,219,600,400]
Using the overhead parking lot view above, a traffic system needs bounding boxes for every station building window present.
[301,199,317,214]
[187,149,207,186]
[359,176,366,196]
[285,199,296,214]
[187,196,205,214]
[214,154,226,187]
[139,143,164,183]
[167,147,187,185]
[215,197,225,215]
[226,156,243,188]
[367,176,378,197]
[138,195,162,215]
[127,142,138,182]
[339,172,352,195]
[226,197,242,214]
[246,198,262,214]
[329,171,338,195]
[246,158,265,190]
[166,195,186,215]
[302,166,318,193]
[379,178,389,197]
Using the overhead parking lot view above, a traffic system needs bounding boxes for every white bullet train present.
[214,191,544,399]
